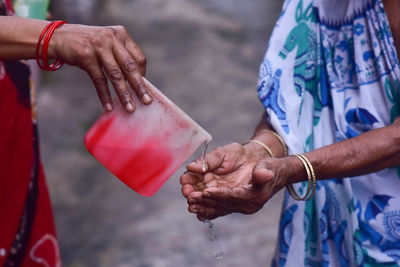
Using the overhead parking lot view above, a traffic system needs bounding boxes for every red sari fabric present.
[0,2,61,266]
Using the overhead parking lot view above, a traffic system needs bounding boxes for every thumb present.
[251,163,275,187]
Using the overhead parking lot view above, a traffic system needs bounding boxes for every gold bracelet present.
[286,154,316,201]
[297,154,316,199]
[267,130,288,156]
[286,154,312,200]
[244,139,274,157]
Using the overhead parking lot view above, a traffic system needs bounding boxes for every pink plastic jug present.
[84,78,212,197]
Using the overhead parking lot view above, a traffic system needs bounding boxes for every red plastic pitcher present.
[84,78,212,197]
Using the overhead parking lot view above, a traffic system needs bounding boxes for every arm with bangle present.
[0,16,152,112]
[243,113,400,198]
[181,112,400,220]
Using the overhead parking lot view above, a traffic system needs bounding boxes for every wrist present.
[281,155,307,185]
[243,141,271,162]
[46,23,67,60]
[252,129,287,158]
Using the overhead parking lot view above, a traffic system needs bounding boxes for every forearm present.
[0,16,50,60]
[285,118,400,184]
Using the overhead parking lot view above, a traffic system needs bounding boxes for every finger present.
[189,194,232,211]
[187,148,225,173]
[83,61,113,112]
[196,206,228,220]
[106,26,146,75]
[187,191,203,200]
[252,162,275,187]
[113,42,152,105]
[180,172,204,185]
[97,50,135,113]
[204,186,250,205]
[188,204,198,213]
[186,160,208,173]
[180,172,195,185]
[182,184,195,198]
[125,38,147,76]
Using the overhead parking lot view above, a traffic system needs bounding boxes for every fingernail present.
[189,206,198,213]
[188,162,197,166]
[142,93,152,104]
[126,102,134,112]
[105,103,113,112]
[188,198,196,204]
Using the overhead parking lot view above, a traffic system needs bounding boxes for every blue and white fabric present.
[257,0,400,265]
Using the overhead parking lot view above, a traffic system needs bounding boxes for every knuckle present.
[108,25,127,38]
[77,45,93,60]
[96,27,115,42]
[93,77,108,89]
[116,25,128,35]
[137,54,147,66]
[118,90,129,97]
[123,58,139,73]
[105,26,117,36]
[91,35,106,49]
[108,69,123,81]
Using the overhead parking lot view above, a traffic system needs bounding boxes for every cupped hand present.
[181,142,268,197]
[185,157,290,221]
[180,142,275,220]
[49,24,152,112]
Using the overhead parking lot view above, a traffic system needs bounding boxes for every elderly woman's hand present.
[180,142,282,220]
[186,157,289,221]
[181,142,273,197]
[49,24,151,112]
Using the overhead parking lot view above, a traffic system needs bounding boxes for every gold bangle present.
[286,154,312,200]
[297,154,316,200]
[267,130,288,156]
[244,139,274,157]
[286,154,315,201]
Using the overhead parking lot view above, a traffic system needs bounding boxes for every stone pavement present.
[38,0,283,266]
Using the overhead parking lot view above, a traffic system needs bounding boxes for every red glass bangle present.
[35,22,53,70]
[36,20,68,71]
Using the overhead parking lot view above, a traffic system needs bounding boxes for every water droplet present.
[215,252,224,260]
[0,248,6,257]
[201,140,209,172]
[209,235,217,242]
[202,163,207,172]
[208,221,214,229]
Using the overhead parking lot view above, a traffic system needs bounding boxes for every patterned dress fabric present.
[0,1,61,266]
[257,0,400,266]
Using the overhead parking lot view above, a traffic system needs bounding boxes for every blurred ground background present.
[38,0,283,266]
